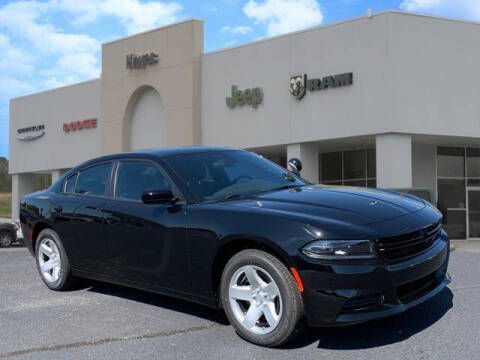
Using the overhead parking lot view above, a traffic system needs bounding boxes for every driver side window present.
[115,161,171,201]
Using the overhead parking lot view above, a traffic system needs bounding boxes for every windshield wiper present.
[272,184,303,192]
[223,194,243,200]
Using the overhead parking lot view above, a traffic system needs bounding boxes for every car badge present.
[369,200,378,206]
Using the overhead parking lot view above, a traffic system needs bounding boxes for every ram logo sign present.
[290,72,353,100]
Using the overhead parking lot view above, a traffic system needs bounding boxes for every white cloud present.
[0,77,35,100]
[399,0,480,20]
[224,40,237,47]
[57,0,183,34]
[243,0,323,36]
[0,33,35,75]
[0,1,99,56]
[221,25,253,35]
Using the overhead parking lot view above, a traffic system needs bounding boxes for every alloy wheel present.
[0,231,13,247]
[228,265,283,335]
[38,238,62,283]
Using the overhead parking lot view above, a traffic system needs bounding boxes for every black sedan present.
[19,147,450,347]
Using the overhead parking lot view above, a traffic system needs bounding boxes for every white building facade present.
[9,11,480,241]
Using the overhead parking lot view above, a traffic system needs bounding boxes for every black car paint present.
[20,147,450,325]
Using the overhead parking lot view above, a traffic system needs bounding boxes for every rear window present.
[75,163,113,197]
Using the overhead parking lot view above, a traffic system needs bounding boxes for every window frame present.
[61,161,115,199]
[112,158,184,204]
[62,173,78,194]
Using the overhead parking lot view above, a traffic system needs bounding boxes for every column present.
[11,173,35,220]
[376,134,412,188]
[287,143,320,183]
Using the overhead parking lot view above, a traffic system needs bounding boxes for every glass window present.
[75,163,112,197]
[167,150,306,201]
[116,161,171,201]
[321,152,342,181]
[344,150,366,180]
[367,179,377,188]
[437,147,465,177]
[443,210,466,239]
[65,174,77,193]
[437,179,466,209]
[344,179,366,187]
[323,181,343,186]
[367,148,376,178]
[467,148,480,178]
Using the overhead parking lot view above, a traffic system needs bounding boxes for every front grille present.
[377,222,442,262]
[396,271,438,303]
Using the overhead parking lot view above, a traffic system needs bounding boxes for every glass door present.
[467,186,480,238]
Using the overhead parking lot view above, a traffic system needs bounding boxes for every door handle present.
[53,204,63,213]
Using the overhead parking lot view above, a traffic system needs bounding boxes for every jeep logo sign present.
[126,52,159,69]
[226,86,264,109]
[290,72,353,100]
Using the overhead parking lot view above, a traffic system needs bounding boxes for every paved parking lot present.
[0,247,479,360]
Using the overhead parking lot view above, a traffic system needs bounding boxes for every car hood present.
[228,185,426,226]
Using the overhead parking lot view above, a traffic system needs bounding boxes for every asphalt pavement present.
[0,247,479,360]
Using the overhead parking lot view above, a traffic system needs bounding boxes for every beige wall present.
[201,11,480,149]
[101,19,203,154]
[9,79,101,174]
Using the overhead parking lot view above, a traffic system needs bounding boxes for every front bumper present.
[298,232,450,326]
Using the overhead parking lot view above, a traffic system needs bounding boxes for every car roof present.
[67,146,239,173]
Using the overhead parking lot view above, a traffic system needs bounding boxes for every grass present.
[0,193,11,218]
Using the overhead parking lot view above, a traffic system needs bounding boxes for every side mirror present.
[288,158,302,175]
[141,189,175,204]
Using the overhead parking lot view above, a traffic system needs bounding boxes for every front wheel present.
[220,249,305,347]
[0,230,14,248]
[35,228,76,290]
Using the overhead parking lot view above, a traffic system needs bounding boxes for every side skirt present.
[71,268,219,309]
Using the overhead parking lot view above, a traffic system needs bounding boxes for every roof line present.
[10,78,100,102]
[102,18,203,46]
[204,9,480,57]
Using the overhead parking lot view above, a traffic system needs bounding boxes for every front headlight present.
[301,240,377,260]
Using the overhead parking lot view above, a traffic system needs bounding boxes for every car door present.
[104,159,189,292]
[53,162,113,273]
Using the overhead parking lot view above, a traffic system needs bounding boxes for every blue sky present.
[1,0,480,159]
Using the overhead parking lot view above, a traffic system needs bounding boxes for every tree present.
[0,157,12,193]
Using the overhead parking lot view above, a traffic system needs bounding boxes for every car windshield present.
[166,150,307,202]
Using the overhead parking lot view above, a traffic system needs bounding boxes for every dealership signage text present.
[16,124,45,141]
[226,86,264,109]
[63,118,97,132]
[126,52,159,69]
[290,72,353,100]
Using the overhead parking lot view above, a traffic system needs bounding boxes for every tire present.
[0,230,14,248]
[220,249,305,347]
[35,228,76,290]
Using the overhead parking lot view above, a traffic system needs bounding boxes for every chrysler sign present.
[16,125,45,141]
[290,72,353,100]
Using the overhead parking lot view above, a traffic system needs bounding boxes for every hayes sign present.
[126,52,159,69]
[289,72,353,100]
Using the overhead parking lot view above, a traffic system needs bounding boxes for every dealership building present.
[9,10,480,241]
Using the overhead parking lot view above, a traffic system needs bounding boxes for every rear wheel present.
[220,249,305,347]
[35,228,76,290]
[0,230,14,248]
